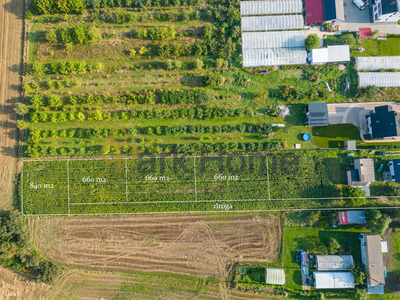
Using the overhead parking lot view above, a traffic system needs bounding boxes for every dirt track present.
[0,0,23,209]
[31,213,282,279]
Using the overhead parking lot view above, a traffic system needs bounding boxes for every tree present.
[315,292,325,300]
[14,103,29,116]
[367,210,391,235]
[139,47,148,55]
[343,186,366,207]
[327,237,342,254]
[17,120,28,129]
[129,49,136,57]
[305,34,320,51]
[193,59,204,70]
[340,33,356,47]
[38,261,62,284]
[354,289,368,300]
[351,264,366,287]
[45,29,58,44]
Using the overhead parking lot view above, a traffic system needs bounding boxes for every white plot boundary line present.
[67,195,400,206]
[21,161,24,214]
[21,155,400,215]
[194,157,197,201]
[22,206,400,217]
[67,160,70,215]
[125,158,128,202]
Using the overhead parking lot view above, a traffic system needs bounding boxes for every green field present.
[21,152,393,215]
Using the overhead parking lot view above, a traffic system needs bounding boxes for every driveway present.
[327,102,400,141]
[343,0,370,23]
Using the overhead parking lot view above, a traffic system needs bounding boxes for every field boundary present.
[20,156,400,216]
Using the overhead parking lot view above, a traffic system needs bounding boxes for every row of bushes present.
[28,123,272,142]
[30,60,104,75]
[29,107,255,123]
[28,90,216,109]
[25,141,282,158]
[45,25,102,45]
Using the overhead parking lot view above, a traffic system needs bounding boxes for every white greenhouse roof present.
[309,45,350,64]
[241,15,304,31]
[265,268,285,285]
[314,272,355,289]
[240,0,303,15]
[358,72,400,87]
[316,255,354,271]
[243,48,307,67]
[242,31,305,49]
[355,56,400,70]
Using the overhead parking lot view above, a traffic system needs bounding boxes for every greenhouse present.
[242,48,307,67]
[240,0,303,16]
[358,72,400,87]
[241,31,305,49]
[241,15,304,31]
[355,56,400,70]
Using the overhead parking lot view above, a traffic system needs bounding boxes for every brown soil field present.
[31,212,282,297]
[0,266,49,299]
[0,0,24,209]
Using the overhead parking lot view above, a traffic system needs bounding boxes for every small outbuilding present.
[314,272,355,289]
[344,140,357,151]
[265,268,285,285]
[308,45,350,64]
[359,28,372,39]
[307,102,329,126]
[347,158,376,187]
[338,211,367,225]
[316,255,354,270]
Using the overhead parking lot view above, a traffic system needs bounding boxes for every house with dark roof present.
[370,0,400,23]
[388,159,400,182]
[323,0,345,25]
[360,234,386,295]
[367,105,400,139]
[307,102,329,126]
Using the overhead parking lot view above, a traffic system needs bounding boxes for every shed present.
[242,48,307,67]
[307,102,329,126]
[241,15,304,32]
[314,272,355,289]
[355,56,400,71]
[241,31,305,49]
[344,140,357,151]
[265,268,285,285]
[338,211,367,225]
[359,28,372,38]
[358,72,400,87]
[316,255,354,270]
[240,0,303,16]
[308,45,350,64]
[306,0,325,24]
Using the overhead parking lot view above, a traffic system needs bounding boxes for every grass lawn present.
[311,124,361,148]
[282,227,370,290]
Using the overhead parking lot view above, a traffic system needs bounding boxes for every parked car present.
[346,152,355,157]
[375,151,387,155]
[353,0,365,9]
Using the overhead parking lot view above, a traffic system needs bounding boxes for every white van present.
[353,0,365,10]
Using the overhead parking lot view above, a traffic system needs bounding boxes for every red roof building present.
[359,28,372,38]
[306,0,325,24]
